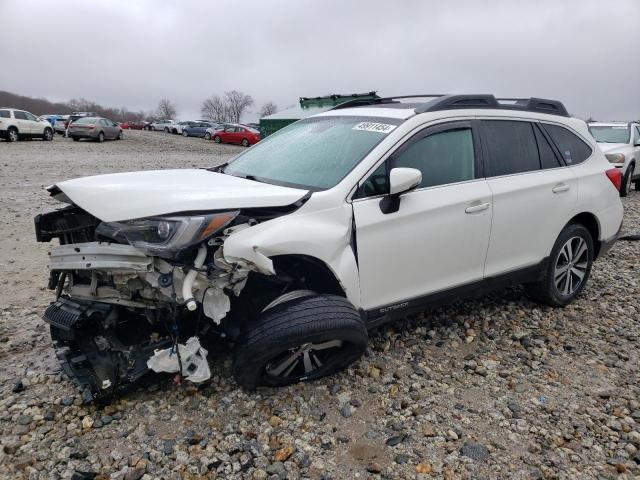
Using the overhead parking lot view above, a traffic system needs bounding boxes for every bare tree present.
[200,95,228,122]
[157,99,177,119]
[259,101,278,118]
[224,90,254,123]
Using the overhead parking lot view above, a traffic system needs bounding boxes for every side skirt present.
[362,258,548,330]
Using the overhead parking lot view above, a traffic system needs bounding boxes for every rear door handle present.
[552,183,570,193]
[465,202,490,214]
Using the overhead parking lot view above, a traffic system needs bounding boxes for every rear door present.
[481,119,578,277]
[13,110,31,134]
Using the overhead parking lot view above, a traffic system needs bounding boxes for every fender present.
[222,203,362,308]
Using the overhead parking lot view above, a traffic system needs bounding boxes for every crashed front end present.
[34,203,273,402]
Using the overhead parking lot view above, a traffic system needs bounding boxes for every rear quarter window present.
[0,110,10,118]
[542,124,592,165]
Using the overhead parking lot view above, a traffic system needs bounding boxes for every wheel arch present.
[568,212,601,258]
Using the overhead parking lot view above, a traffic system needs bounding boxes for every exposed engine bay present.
[34,202,306,402]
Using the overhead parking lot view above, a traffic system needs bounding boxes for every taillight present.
[89,125,96,130]
[606,168,622,191]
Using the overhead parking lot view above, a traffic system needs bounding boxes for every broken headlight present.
[96,211,239,257]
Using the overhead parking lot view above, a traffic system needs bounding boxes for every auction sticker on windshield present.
[352,122,397,133]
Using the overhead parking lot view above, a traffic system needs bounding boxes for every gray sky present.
[1,0,638,121]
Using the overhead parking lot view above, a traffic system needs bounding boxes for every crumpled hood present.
[597,143,627,154]
[48,169,308,222]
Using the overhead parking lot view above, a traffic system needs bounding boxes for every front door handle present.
[465,202,490,214]
[552,183,570,193]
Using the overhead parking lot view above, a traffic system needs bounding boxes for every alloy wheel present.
[8,129,18,142]
[265,340,344,379]
[554,236,588,296]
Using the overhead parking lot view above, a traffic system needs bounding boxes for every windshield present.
[224,116,401,190]
[589,125,630,143]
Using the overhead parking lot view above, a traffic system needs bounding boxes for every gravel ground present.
[0,131,639,480]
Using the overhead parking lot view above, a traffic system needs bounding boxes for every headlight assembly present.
[96,211,239,257]
[605,153,625,164]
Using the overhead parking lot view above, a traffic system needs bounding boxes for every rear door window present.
[481,120,540,176]
[541,124,592,165]
[14,111,28,120]
[533,124,563,169]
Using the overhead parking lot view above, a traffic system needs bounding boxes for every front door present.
[352,121,493,311]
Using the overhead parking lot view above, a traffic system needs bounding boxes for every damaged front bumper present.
[43,240,252,402]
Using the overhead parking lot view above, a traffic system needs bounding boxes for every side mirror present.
[380,167,422,214]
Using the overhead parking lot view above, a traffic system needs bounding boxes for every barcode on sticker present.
[352,122,396,133]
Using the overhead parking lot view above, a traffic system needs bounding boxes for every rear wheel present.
[620,165,634,197]
[97,131,105,143]
[241,138,250,147]
[525,223,593,307]
[213,135,221,143]
[72,137,80,142]
[233,294,368,389]
[117,130,123,140]
[43,128,53,141]
[164,127,170,133]
[7,127,18,142]
[182,130,188,137]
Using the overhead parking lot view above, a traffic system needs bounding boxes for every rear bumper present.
[598,220,623,258]
[69,131,98,139]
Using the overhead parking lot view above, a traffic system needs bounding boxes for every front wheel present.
[182,130,188,137]
[204,132,211,140]
[233,294,368,389]
[620,165,634,197]
[43,128,53,141]
[117,130,123,140]
[213,135,221,144]
[164,127,170,133]
[72,137,80,142]
[525,223,593,307]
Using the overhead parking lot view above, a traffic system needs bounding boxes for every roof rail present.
[414,95,569,117]
[330,94,446,111]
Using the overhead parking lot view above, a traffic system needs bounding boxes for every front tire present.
[620,165,634,197]
[204,132,211,140]
[233,294,368,389]
[182,130,188,137]
[525,223,593,307]
[164,127,170,133]
[43,128,53,141]
[72,137,80,142]
[213,135,221,143]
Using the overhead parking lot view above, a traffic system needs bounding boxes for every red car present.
[127,122,145,130]
[212,124,260,147]
[118,122,130,130]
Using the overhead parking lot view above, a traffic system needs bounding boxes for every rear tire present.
[233,294,368,390]
[213,135,221,143]
[164,127,170,133]
[620,165,634,197]
[97,132,104,143]
[7,127,18,142]
[525,223,593,307]
[182,130,188,137]
[72,137,80,142]
[241,138,250,147]
[117,130,123,140]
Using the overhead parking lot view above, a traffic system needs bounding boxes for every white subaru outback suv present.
[34,94,624,402]
[0,108,54,142]
[589,121,640,196]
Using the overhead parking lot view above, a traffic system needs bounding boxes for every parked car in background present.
[212,124,261,146]
[182,122,217,138]
[64,113,96,136]
[128,121,145,130]
[150,120,175,132]
[54,115,69,135]
[0,108,54,142]
[204,123,227,140]
[118,122,130,130]
[171,121,198,135]
[589,122,640,196]
[68,117,123,142]
[244,122,260,130]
